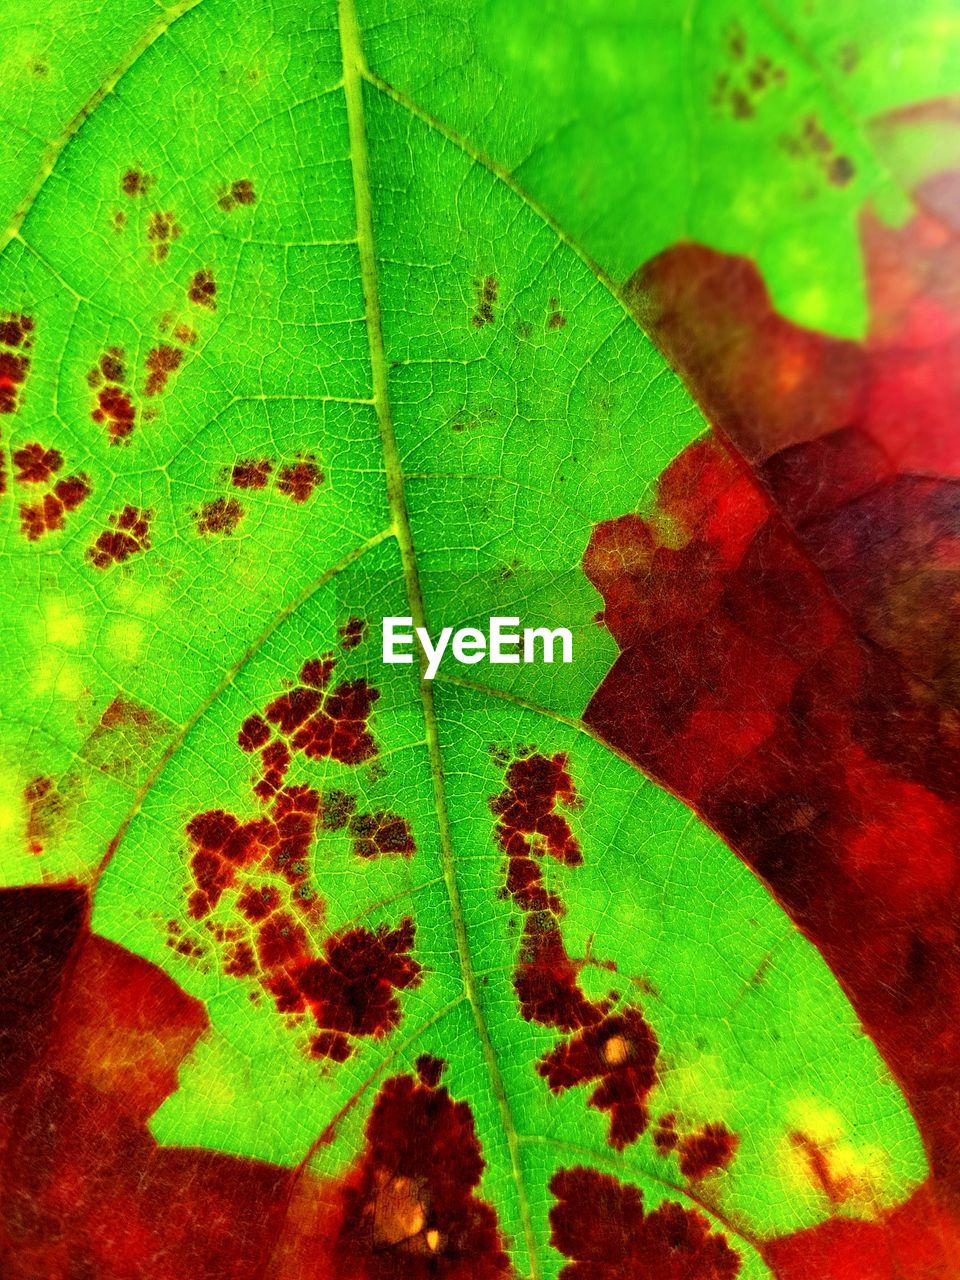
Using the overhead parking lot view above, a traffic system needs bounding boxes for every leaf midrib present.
[336,1,541,1275]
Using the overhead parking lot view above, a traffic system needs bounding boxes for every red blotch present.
[188,268,217,310]
[276,455,323,503]
[0,885,291,1278]
[238,714,270,752]
[86,505,151,568]
[231,458,272,489]
[195,496,244,536]
[538,1009,659,1150]
[348,810,415,860]
[586,122,960,1186]
[0,313,32,416]
[13,442,61,484]
[549,1165,741,1280]
[338,616,367,649]
[416,1054,446,1088]
[19,474,90,542]
[144,344,183,396]
[317,1071,514,1279]
[765,1181,960,1279]
[677,1123,739,1180]
[513,914,604,1031]
[218,179,257,212]
[121,169,153,197]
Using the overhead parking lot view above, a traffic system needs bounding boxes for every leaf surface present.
[0,2,932,1278]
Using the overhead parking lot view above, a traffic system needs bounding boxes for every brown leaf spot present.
[86,505,152,568]
[195,496,244,536]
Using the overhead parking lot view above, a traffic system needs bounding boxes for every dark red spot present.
[122,169,153,196]
[320,1071,514,1278]
[93,384,136,442]
[415,1054,446,1088]
[513,914,603,1031]
[538,1008,659,1150]
[86,505,151,568]
[310,1029,352,1062]
[146,210,181,261]
[195,496,243,536]
[276,455,323,503]
[471,276,498,328]
[677,1123,739,1180]
[144,344,183,396]
[338,616,367,649]
[218,179,257,212]
[348,810,415,860]
[301,656,335,688]
[238,714,270,752]
[294,919,421,1039]
[491,751,580,914]
[231,458,272,489]
[188,268,217,310]
[549,1166,741,1280]
[654,1113,679,1154]
[13,442,61,484]
[19,473,89,542]
[0,313,33,414]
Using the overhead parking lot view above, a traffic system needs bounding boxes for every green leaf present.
[0,2,926,1276]
[358,0,960,337]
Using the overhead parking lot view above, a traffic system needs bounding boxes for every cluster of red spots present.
[87,347,136,442]
[338,616,367,649]
[491,750,581,915]
[16,443,90,541]
[316,1066,514,1279]
[144,343,183,396]
[121,168,153,197]
[277,455,324,503]
[549,1166,741,1280]
[188,268,217,310]
[491,750,662,1150]
[0,312,33,415]
[182,655,419,1057]
[588,120,960,1188]
[86,505,151,568]
[239,657,380,784]
[218,178,257,212]
[539,1009,660,1150]
[185,778,421,1054]
[195,495,244,536]
[227,454,325,503]
[147,210,181,262]
[471,276,498,327]
[654,1115,739,1181]
[185,783,322,921]
[0,885,294,1280]
[314,787,415,860]
[13,441,61,483]
[231,457,272,489]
